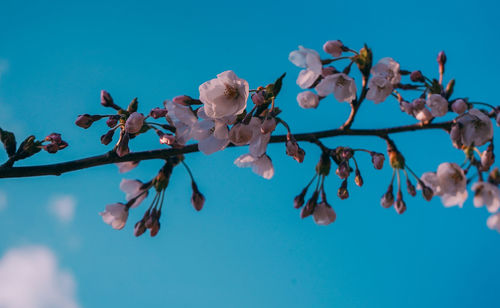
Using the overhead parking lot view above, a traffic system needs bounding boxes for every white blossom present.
[164,100,198,145]
[315,73,356,103]
[472,182,500,213]
[191,118,230,155]
[487,213,500,232]
[414,107,433,122]
[323,40,343,58]
[120,179,149,208]
[437,163,468,207]
[116,161,139,173]
[234,153,274,179]
[99,203,128,230]
[456,108,493,147]
[296,69,320,89]
[125,112,145,134]
[371,57,401,85]
[426,94,448,117]
[366,75,393,104]
[297,91,319,109]
[199,70,249,119]
[313,202,336,225]
[289,46,322,74]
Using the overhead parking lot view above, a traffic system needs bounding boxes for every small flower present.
[296,69,320,89]
[487,213,500,232]
[261,117,277,134]
[289,46,322,74]
[125,112,145,134]
[421,163,468,207]
[371,57,401,85]
[322,40,343,57]
[297,91,319,109]
[191,118,230,155]
[315,73,357,103]
[164,100,197,145]
[234,153,274,179]
[426,94,448,117]
[313,202,336,225]
[366,75,393,104]
[229,122,256,146]
[456,109,493,147]
[99,203,128,230]
[149,107,168,119]
[472,182,500,213]
[120,179,149,208]
[414,107,433,122]
[451,99,467,114]
[251,91,265,105]
[199,70,249,119]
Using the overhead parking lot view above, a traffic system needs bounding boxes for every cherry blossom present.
[199,70,249,119]
[120,179,149,208]
[487,213,500,232]
[313,202,336,225]
[366,75,393,104]
[99,203,129,230]
[164,100,197,145]
[323,40,343,58]
[456,109,493,147]
[426,94,448,117]
[371,57,401,85]
[315,73,356,103]
[472,182,500,213]
[297,91,319,109]
[421,163,468,207]
[234,153,274,179]
[289,46,322,89]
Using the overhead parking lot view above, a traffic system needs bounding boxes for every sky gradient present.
[1,0,500,307]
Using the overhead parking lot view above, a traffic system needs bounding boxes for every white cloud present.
[0,190,6,211]
[0,245,80,308]
[48,195,77,223]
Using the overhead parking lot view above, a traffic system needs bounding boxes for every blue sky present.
[1,0,500,307]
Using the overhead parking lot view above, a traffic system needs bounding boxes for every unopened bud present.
[301,191,318,218]
[172,95,192,106]
[323,40,344,57]
[410,70,424,82]
[134,220,146,237]
[124,112,145,134]
[488,167,500,186]
[106,115,120,128]
[75,114,95,129]
[395,198,406,214]
[337,180,349,200]
[157,131,175,145]
[43,142,59,154]
[437,51,447,68]
[411,98,426,111]
[45,133,62,144]
[150,220,160,237]
[294,187,307,209]
[251,91,265,106]
[381,185,394,208]
[335,161,350,179]
[191,181,205,211]
[100,129,115,145]
[316,153,331,176]
[101,90,114,107]
[261,117,277,134]
[116,132,130,157]
[371,153,385,170]
[406,179,416,197]
[421,183,434,201]
[149,107,168,119]
[127,98,139,113]
[481,144,495,171]
[354,169,363,187]
[451,99,467,114]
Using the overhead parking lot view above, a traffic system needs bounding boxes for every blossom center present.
[224,83,240,99]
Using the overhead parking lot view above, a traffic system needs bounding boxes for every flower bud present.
[75,114,95,129]
[172,95,192,106]
[261,118,277,134]
[406,179,416,197]
[297,91,319,109]
[323,40,343,57]
[354,169,363,187]
[421,183,434,201]
[251,91,265,106]
[101,90,114,107]
[106,115,120,128]
[381,185,394,208]
[481,144,495,171]
[191,181,205,211]
[371,153,385,170]
[410,70,424,82]
[395,198,406,214]
[337,180,349,200]
[335,161,350,179]
[116,132,130,157]
[316,153,331,176]
[43,142,60,154]
[414,107,433,122]
[294,187,307,209]
[301,191,318,218]
[488,167,500,186]
[134,220,146,237]
[157,131,175,145]
[125,112,145,134]
[149,107,168,119]
[437,51,447,72]
[400,101,413,115]
[451,99,467,114]
[150,220,160,237]
[100,129,115,145]
[229,123,254,146]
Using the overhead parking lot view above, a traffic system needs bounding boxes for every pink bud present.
[293,148,305,163]
[150,221,160,237]
[75,114,94,129]
[481,145,495,171]
[45,133,62,143]
[410,70,424,82]
[116,132,130,157]
[323,40,343,57]
[381,185,394,208]
[125,112,145,134]
[421,183,434,201]
[191,182,205,211]
[43,142,60,154]
[172,95,191,106]
[336,161,350,179]
[106,115,120,128]
[251,91,265,106]
[395,198,406,214]
[149,107,168,119]
[451,99,467,114]
[371,153,385,170]
[100,129,115,145]
[157,131,175,145]
[294,187,307,209]
[261,118,277,134]
[301,191,318,219]
[134,221,146,237]
[101,90,114,107]
[337,180,349,200]
[414,107,433,122]
[354,169,363,187]
[437,51,447,66]
[411,98,426,111]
